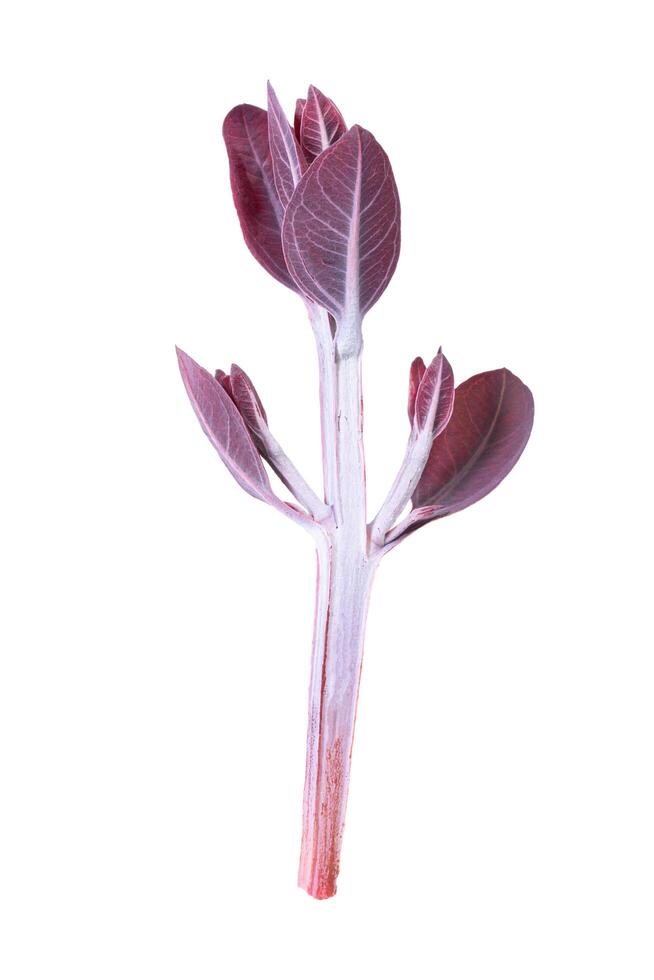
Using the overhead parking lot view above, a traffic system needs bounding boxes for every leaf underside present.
[177,347,272,501]
[415,350,455,437]
[229,363,269,436]
[294,98,306,143]
[267,82,307,210]
[299,85,346,159]
[282,125,401,320]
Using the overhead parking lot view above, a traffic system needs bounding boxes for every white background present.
[1,2,653,977]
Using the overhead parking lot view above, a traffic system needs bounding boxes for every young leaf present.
[228,362,330,520]
[214,368,233,398]
[282,125,401,322]
[411,368,534,516]
[267,82,307,209]
[222,104,297,291]
[407,356,426,422]
[299,85,346,158]
[294,98,306,143]
[177,347,273,502]
[414,349,455,436]
[229,362,269,435]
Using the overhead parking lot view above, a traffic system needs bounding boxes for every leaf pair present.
[390,364,534,542]
[215,362,268,449]
[223,84,401,328]
[177,348,314,529]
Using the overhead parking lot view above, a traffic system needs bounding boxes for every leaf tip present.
[175,345,191,370]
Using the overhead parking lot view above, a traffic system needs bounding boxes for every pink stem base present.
[298,533,378,899]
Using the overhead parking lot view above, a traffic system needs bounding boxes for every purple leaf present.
[180,350,320,529]
[300,85,346,158]
[294,98,306,144]
[222,104,297,291]
[282,125,401,321]
[229,362,269,435]
[267,82,307,210]
[411,368,534,517]
[214,368,233,398]
[177,347,272,502]
[414,349,455,437]
[407,356,426,422]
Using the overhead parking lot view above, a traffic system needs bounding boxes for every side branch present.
[257,425,332,523]
[369,426,433,547]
